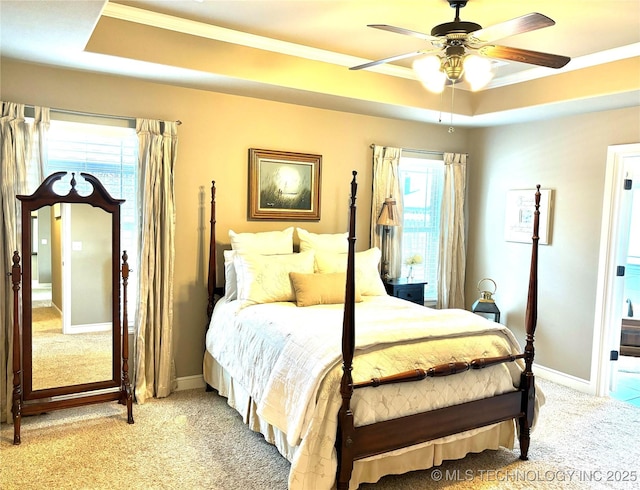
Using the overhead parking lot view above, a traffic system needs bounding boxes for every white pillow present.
[234,250,315,304]
[223,250,238,300]
[229,227,294,254]
[297,228,348,253]
[315,247,387,296]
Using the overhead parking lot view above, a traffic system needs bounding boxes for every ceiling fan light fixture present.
[463,55,494,91]
[442,55,464,81]
[412,56,446,93]
[351,1,571,93]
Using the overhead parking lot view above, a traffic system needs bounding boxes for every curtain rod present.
[25,105,182,125]
[369,144,443,157]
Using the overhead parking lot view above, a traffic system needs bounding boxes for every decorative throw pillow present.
[297,228,348,253]
[289,272,362,307]
[229,227,294,254]
[314,247,387,296]
[234,250,315,304]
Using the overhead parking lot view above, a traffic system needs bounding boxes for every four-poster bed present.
[203,172,541,489]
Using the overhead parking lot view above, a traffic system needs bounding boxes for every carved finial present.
[67,172,80,196]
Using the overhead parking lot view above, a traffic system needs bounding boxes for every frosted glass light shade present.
[463,55,494,91]
[413,56,446,93]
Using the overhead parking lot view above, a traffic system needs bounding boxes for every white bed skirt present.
[203,351,516,489]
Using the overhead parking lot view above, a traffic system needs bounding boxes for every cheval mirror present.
[10,171,133,444]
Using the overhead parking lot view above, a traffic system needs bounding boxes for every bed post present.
[207,180,217,320]
[11,251,22,445]
[519,185,541,460]
[336,171,358,490]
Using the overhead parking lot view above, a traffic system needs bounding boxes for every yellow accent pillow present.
[289,272,362,307]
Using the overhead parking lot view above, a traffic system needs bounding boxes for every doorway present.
[593,143,640,403]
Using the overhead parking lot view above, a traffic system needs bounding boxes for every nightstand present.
[383,278,427,306]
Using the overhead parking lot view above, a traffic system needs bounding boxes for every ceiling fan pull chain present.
[449,83,456,133]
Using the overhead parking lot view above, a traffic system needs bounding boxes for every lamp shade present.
[377,198,399,227]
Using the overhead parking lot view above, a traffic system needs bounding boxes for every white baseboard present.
[65,322,111,335]
[176,374,206,391]
[533,363,595,395]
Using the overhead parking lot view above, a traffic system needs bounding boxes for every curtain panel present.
[0,102,49,422]
[134,119,178,403]
[437,152,467,309]
[370,145,403,279]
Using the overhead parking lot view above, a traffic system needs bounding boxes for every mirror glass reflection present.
[31,203,114,391]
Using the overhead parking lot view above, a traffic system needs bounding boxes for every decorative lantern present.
[471,278,500,323]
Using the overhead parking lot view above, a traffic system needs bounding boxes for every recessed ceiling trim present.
[102,2,640,93]
[102,2,415,80]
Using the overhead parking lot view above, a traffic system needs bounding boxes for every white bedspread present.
[206,295,530,489]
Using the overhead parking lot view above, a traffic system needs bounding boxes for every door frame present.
[592,143,640,396]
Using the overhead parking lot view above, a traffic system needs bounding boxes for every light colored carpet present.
[1,378,638,490]
[31,306,112,389]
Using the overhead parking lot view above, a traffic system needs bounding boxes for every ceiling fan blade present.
[469,13,555,44]
[350,50,425,71]
[368,24,437,42]
[479,45,570,69]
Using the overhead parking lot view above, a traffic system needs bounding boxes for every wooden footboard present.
[336,176,541,489]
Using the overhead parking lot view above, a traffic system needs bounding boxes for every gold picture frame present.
[248,148,321,220]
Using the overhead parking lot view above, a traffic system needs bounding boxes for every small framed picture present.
[248,148,321,220]
[504,188,553,245]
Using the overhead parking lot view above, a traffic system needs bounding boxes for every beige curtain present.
[134,119,178,403]
[437,152,467,309]
[370,145,403,279]
[0,102,49,422]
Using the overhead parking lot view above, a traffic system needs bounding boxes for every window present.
[43,118,139,320]
[398,152,444,303]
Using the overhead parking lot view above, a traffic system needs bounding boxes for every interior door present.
[609,156,640,391]
[619,161,640,357]
[606,152,640,392]
[595,144,640,396]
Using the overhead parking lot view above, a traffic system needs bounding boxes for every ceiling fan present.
[350,0,570,90]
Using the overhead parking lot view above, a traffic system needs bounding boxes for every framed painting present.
[504,188,553,245]
[248,148,321,220]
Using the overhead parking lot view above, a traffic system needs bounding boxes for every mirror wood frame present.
[11,171,133,444]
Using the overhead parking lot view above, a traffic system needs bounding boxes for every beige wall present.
[1,60,468,380]
[69,204,112,326]
[466,108,640,380]
[3,59,639,384]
